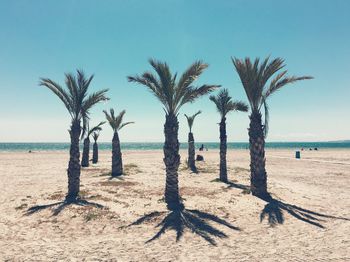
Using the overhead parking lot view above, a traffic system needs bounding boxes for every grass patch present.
[87,194,112,202]
[234,167,250,173]
[99,171,112,177]
[179,165,188,171]
[79,189,90,198]
[84,211,100,222]
[124,163,142,175]
[15,203,28,210]
[197,166,217,174]
[241,188,251,194]
[47,191,65,200]
[98,180,138,187]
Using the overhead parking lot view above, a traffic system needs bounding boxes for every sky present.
[0,0,349,143]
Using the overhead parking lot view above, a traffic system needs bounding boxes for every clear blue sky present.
[0,0,349,142]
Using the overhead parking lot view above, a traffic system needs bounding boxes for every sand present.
[0,149,349,261]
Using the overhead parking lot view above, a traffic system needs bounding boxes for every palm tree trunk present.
[249,111,267,197]
[187,132,197,172]
[164,113,183,211]
[112,132,123,177]
[92,141,98,164]
[81,137,90,167]
[219,117,228,183]
[66,121,81,202]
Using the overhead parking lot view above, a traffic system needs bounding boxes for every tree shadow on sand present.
[258,193,350,228]
[226,181,250,191]
[123,207,240,245]
[26,198,104,216]
[225,180,350,228]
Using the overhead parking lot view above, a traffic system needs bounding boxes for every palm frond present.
[263,75,313,100]
[232,56,313,131]
[184,110,201,132]
[128,59,219,115]
[127,74,169,112]
[228,101,249,113]
[175,61,208,106]
[263,99,269,138]
[103,108,133,132]
[149,58,174,112]
[88,121,106,136]
[39,78,73,117]
[81,89,109,116]
[209,88,248,118]
[40,70,108,138]
[119,121,135,130]
[92,131,100,142]
[176,84,220,113]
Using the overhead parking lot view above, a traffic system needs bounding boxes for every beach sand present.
[0,149,349,261]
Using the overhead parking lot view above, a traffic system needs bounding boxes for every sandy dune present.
[0,149,349,261]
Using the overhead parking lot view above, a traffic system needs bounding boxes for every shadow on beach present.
[225,181,350,228]
[123,207,240,245]
[259,193,350,228]
[26,198,104,216]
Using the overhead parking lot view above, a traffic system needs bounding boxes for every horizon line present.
[0,140,349,144]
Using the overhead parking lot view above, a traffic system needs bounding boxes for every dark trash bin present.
[196,155,204,161]
[296,151,301,159]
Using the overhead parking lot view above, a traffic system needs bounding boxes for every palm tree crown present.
[103,109,134,132]
[231,57,313,135]
[92,131,100,142]
[87,121,105,138]
[39,70,109,135]
[184,111,201,133]
[128,59,220,115]
[210,89,248,118]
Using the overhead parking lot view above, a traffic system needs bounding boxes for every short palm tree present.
[128,59,220,210]
[209,89,248,182]
[81,121,105,167]
[92,131,101,164]
[232,57,312,197]
[40,70,109,202]
[103,108,134,177]
[184,110,201,173]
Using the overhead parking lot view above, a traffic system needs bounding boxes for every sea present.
[0,142,349,151]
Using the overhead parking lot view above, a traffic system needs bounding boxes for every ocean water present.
[0,142,349,151]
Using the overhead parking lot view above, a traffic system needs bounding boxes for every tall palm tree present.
[232,57,312,197]
[209,89,248,182]
[81,121,105,167]
[128,59,220,210]
[92,131,101,164]
[184,110,201,173]
[103,108,134,177]
[40,70,109,202]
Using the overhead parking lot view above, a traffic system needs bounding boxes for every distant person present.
[199,144,204,151]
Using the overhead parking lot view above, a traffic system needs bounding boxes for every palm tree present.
[128,59,220,210]
[81,121,105,167]
[103,108,134,177]
[184,110,201,173]
[209,89,248,182]
[92,131,101,164]
[232,57,312,197]
[40,70,109,202]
